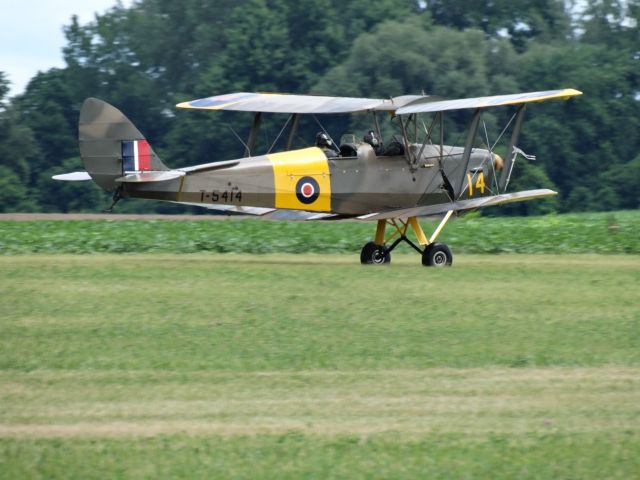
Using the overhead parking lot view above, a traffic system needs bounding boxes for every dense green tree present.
[2,0,638,214]
[39,157,107,212]
[0,73,39,211]
[492,159,560,215]
[579,0,639,47]
[316,22,494,98]
[0,73,9,104]
[515,40,640,209]
[0,167,35,212]
[602,155,640,209]
[15,70,77,171]
[426,0,571,50]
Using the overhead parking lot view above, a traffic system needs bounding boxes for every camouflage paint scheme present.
[62,89,581,266]
[78,98,503,217]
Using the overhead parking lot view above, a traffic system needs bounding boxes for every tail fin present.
[79,98,169,192]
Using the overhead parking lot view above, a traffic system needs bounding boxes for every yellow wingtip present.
[562,88,583,98]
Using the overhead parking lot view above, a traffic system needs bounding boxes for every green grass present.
[1,254,639,478]
[1,254,639,370]
[0,210,638,255]
[3,432,638,479]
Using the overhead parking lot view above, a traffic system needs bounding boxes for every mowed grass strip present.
[1,254,638,370]
[1,432,638,480]
[1,254,639,478]
[1,367,639,437]
[1,367,639,478]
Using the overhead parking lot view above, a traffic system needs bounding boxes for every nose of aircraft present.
[493,153,504,171]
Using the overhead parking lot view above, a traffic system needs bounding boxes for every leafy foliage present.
[1,210,638,255]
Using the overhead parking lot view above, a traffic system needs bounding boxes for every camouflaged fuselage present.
[124,143,497,215]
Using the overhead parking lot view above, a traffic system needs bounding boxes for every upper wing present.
[177,90,580,115]
[176,92,425,114]
[357,189,557,220]
[396,89,582,114]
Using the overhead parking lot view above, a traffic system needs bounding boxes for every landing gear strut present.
[360,210,454,267]
[103,186,123,213]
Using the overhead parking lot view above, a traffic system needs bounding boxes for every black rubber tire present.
[422,243,453,267]
[360,241,391,265]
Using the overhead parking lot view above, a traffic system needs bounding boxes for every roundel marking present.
[296,176,320,204]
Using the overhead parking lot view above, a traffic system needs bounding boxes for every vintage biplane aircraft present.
[54,88,581,266]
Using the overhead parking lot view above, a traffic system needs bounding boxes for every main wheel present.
[422,243,453,267]
[360,241,391,265]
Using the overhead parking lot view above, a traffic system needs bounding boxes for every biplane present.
[54,88,582,266]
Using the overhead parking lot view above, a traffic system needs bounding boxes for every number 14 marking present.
[467,171,485,196]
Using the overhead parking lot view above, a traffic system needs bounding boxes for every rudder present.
[79,98,169,192]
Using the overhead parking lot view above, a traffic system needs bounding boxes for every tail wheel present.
[360,241,391,265]
[422,243,453,267]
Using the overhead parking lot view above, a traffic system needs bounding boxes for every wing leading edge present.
[396,89,582,114]
[176,93,425,114]
[172,190,555,221]
[177,92,384,114]
[357,189,558,221]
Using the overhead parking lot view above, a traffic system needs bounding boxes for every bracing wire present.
[482,120,499,195]
[227,125,251,157]
[267,114,293,153]
[312,114,339,149]
[491,109,518,151]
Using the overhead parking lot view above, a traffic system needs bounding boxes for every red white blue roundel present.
[296,176,320,204]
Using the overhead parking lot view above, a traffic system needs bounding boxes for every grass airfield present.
[1,252,639,478]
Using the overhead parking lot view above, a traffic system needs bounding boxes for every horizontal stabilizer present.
[178,159,240,173]
[115,171,186,183]
[359,189,557,220]
[52,171,92,181]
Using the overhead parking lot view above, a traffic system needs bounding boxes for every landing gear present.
[360,210,455,267]
[360,241,391,264]
[422,242,453,267]
[103,186,123,213]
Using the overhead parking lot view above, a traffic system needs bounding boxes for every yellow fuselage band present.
[267,147,331,212]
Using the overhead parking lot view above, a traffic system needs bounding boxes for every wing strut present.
[245,112,262,157]
[436,112,455,200]
[398,116,414,169]
[499,104,526,192]
[373,111,382,144]
[285,114,300,150]
[456,108,481,198]
[439,112,444,162]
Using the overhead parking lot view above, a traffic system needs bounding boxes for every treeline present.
[0,0,638,214]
